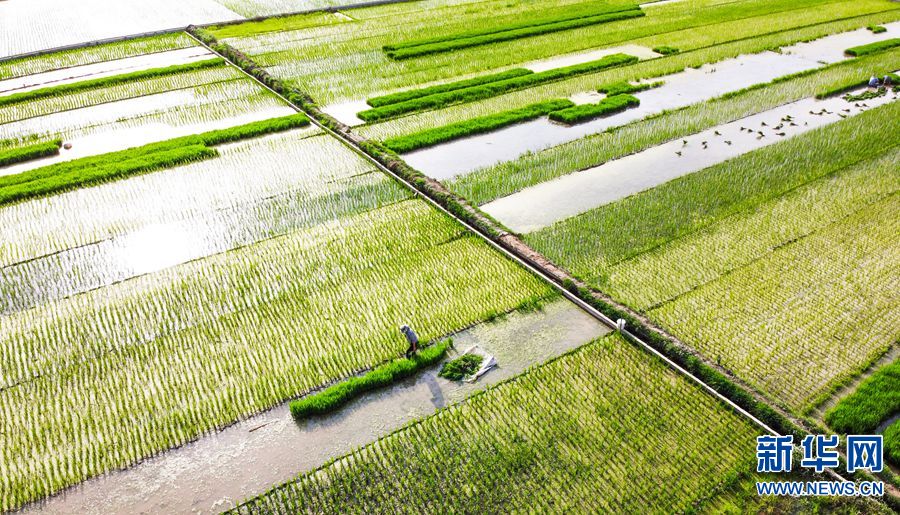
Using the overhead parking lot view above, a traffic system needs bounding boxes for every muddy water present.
[0,0,240,58]
[483,89,898,233]
[404,24,900,179]
[21,298,609,515]
[0,49,216,97]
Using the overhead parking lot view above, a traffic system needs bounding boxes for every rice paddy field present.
[4,0,900,512]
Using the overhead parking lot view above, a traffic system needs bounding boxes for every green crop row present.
[0,115,309,206]
[868,25,888,33]
[231,333,757,513]
[366,69,533,108]
[385,8,646,60]
[382,99,574,152]
[548,93,639,124]
[0,58,224,109]
[825,360,900,434]
[0,139,62,168]
[290,340,452,419]
[357,53,638,122]
[816,71,899,98]
[846,37,900,56]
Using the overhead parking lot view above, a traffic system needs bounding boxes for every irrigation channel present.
[393,23,900,179]
[19,299,607,514]
[482,85,899,232]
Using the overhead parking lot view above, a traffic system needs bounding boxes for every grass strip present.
[385,9,646,60]
[0,139,62,168]
[0,58,224,109]
[367,69,534,107]
[290,340,452,419]
[868,25,888,33]
[825,360,900,434]
[886,420,900,465]
[598,80,660,95]
[846,38,900,57]
[0,114,309,205]
[382,98,573,152]
[358,53,638,122]
[548,93,639,124]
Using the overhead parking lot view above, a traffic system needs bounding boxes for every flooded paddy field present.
[4,0,900,512]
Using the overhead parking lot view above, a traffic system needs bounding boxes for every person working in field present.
[884,75,894,88]
[868,75,881,88]
[401,324,419,357]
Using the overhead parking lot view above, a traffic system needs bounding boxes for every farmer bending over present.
[869,75,881,88]
[401,324,419,357]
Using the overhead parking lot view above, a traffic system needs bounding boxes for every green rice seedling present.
[438,353,483,381]
[381,99,573,152]
[357,54,638,122]
[0,59,224,109]
[599,148,900,312]
[0,197,553,510]
[0,115,308,205]
[597,79,661,95]
[653,45,680,55]
[0,33,196,80]
[0,139,62,167]
[844,87,888,101]
[868,25,888,33]
[385,8,646,60]
[231,333,758,513]
[846,38,900,56]
[291,340,452,419]
[885,420,900,465]
[366,69,534,108]
[825,360,900,434]
[210,12,349,38]
[548,93,639,124]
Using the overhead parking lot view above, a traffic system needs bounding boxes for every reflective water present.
[482,88,898,233]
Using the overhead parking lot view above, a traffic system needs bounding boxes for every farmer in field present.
[868,75,881,88]
[401,324,419,357]
[884,75,894,88]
